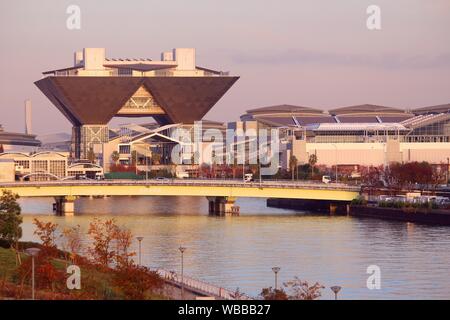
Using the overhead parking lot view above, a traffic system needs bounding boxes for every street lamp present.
[179,246,186,299]
[25,247,41,300]
[447,157,449,187]
[136,236,144,265]
[331,144,338,183]
[272,267,280,290]
[330,286,342,300]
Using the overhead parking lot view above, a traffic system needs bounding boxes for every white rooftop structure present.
[307,123,409,132]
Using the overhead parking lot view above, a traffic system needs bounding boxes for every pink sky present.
[0,0,449,134]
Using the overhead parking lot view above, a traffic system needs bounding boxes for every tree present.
[33,219,59,250]
[111,151,120,165]
[431,163,448,192]
[131,150,138,166]
[152,152,161,165]
[87,218,118,267]
[61,225,83,264]
[308,154,318,177]
[114,265,163,300]
[231,287,246,300]
[260,287,288,300]
[87,218,136,268]
[289,155,298,181]
[0,190,23,265]
[283,277,324,300]
[383,161,435,194]
[87,147,96,163]
[191,151,200,165]
[113,226,135,268]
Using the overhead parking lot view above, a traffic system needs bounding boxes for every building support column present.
[206,196,239,216]
[53,196,77,216]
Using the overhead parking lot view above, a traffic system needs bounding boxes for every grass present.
[0,247,22,282]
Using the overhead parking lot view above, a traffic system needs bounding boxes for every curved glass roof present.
[328,104,408,115]
[246,104,324,115]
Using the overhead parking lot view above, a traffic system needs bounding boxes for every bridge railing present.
[0,179,360,191]
[155,269,252,300]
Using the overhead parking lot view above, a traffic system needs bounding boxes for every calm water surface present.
[18,196,450,300]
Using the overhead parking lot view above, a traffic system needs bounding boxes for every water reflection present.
[18,196,450,300]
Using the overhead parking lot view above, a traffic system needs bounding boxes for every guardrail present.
[0,179,361,191]
[156,269,252,300]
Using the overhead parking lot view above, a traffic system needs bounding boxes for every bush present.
[351,196,367,205]
[260,287,288,300]
[114,265,164,300]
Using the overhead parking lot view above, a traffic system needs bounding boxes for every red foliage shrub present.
[113,265,163,300]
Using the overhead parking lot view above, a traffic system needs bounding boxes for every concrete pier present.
[267,198,351,215]
[53,196,77,216]
[207,196,238,216]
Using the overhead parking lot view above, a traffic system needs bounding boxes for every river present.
[18,196,450,300]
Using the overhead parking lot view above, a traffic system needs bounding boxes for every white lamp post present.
[330,285,342,300]
[272,267,280,290]
[179,246,186,299]
[25,247,41,300]
[136,236,144,265]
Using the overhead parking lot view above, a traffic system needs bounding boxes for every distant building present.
[37,132,72,152]
[102,120,226,174]
[35,47,239,160]
[0,151,103,181]
[239,103,450,169]
[0,159,15,182]
[0,124,41,153]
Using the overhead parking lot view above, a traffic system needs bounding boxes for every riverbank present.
[0,242,232,300]
[0,244,172,300]
[267,198,350,214]
[349,205,450,226]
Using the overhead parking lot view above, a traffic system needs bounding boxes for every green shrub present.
[351,196,367,205]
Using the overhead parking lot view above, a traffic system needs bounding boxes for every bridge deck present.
[0,179,360,201]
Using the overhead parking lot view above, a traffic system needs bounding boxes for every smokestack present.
[25,99,32,135]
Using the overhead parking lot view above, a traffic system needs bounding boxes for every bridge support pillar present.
[53,196,77,216]
[206,197,238,216]
[329,203,337,215]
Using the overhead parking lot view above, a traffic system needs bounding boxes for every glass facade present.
[72,125,109,159]
[49,160,66,178]
[14,160,30,169]
[310,130,405,143]
[405,118,450,142]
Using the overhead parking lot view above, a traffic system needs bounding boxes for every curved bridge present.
[0,179,361,216]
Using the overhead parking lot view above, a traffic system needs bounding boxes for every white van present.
[176,171,189,179]
[322,175,331,184]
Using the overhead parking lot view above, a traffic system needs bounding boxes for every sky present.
[0,0,449,135]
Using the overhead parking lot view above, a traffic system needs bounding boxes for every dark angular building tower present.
[35,48,239,159]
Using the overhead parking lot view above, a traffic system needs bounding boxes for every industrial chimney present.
[25,99,32,134]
